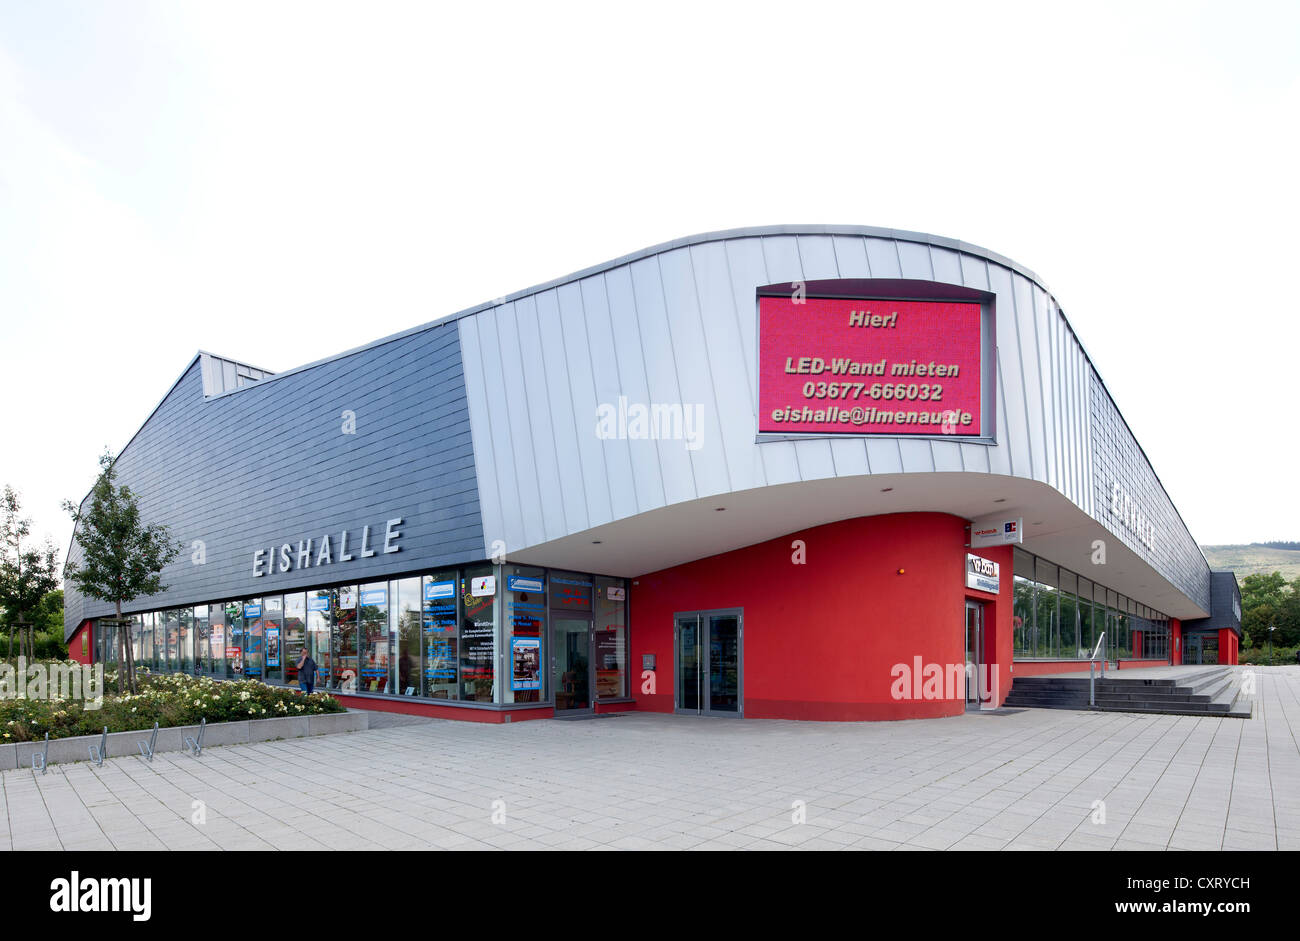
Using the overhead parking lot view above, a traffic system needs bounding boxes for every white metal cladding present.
[457,225,1209,609]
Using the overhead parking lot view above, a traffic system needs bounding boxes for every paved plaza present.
[3,665,1297,851]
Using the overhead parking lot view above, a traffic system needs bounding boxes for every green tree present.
[63,452,183,694]
[0,485,61,663]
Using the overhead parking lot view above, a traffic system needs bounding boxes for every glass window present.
[393,578,421,696]
[504,566,546,704]
[242,599,264,679]
[178,607,194,674]
[163,609,180,673]
[307,589,333,687]
[422,571,459,701]
[139,612,154,674]
[593,576,627,699]
[1013,575,1034,658]
[460,565,497,702]
[194,605,210,674]
[358,582,391,694]
[283,593,306,685]
[264,595,283,683]
[333,586,359,691]
[550,572,593,612]
[225,601,245,676]
[209,604,226,677]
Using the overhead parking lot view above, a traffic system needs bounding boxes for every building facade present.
[64,225,1240,721]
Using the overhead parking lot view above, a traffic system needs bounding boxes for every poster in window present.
[511,637,540,691]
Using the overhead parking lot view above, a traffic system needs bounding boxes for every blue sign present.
[424,580,455,601]
[307,595,330,612]
[507,575,544,593]
[359,588,387,606]
[243,603,262,618]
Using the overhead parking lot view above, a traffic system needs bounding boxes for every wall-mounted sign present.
[970,516,1023,547]
[511,637,541,691]
[1108,482,1156,551]
[251,517,404,578]
[359,587,387,607]
[425,580,455,601]
[607,585,626,601]
[758,295,983,436]
[965,554,1000,594]
[507,575,544,593]
[471,575,496,597]
[339,589,356,610]
[243,603,262,618]
[307,594,330,613]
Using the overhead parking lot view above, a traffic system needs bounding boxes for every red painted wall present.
[1171,619,1182,665]
[1218,628,1238,665]
[67,620,93,665]
[331,693,552,723]
[630,512,1007,721]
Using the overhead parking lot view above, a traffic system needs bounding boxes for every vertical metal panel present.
[656,247,730,499]
[988,265,1032,478]
[864,238,903,277]
[474,307,527,552]
[556,281,615,527]
[1012,273,1048,483]
[580,274,640,523]
[511,294,569,542]
[689,240,767,494]
[535,288,592,534]
[629,256,698,507]
[766,235,835,481]
[603,265,668,514]
[896,229,941,478]
[831,235,872,279]
[458,316,504,556]
[957,254,992,474]
[725,238,801,486]
[988,362,1014,476]
[1030,286,1057,492]
[897,241,934,281]
[492,303,548,549]
[929,246,963,285]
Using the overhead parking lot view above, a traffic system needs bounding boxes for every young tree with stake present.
[63,452,183,695]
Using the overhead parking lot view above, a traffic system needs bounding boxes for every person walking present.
[296,649,318,695]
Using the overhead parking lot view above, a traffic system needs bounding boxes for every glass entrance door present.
[553,618,593,713]
[965,601,983,705]
[675,610,743,717]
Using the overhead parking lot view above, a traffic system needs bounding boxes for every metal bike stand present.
[88,726,109,766]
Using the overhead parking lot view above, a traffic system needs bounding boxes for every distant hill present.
[1200,544,1300,582]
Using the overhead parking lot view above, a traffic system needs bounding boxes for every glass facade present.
[1012,547,1170,662]
[90,564,630,710]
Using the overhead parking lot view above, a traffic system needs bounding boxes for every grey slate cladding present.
[64,322,482,638]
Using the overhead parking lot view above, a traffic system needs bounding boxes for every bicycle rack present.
[88,726,109,766]
[137,722,159,761]
[184,718,206,757]
[31,732,49,774]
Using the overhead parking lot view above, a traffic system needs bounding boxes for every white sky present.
[1,0,1297,557]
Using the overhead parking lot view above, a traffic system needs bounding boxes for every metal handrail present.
[1089,632,1107,705]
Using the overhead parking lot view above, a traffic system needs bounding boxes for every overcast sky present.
[1,0,1297,557]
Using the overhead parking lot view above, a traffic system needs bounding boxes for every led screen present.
[758,295,983,436]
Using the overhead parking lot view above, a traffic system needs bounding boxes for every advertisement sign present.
[425,580,455,601]
[511,637,541,691]
[339,588,356,609]
[243,602,262,618]
[758,295,982,436]
[507,575,544,593]
[970,517,1023,547]
[965,554,1000,594]
[307,594,330,613]
[359,587,387,607]
[266,627,280,667]
[606,585,626,602]
[471,575,496,597]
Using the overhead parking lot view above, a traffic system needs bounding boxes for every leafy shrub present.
[0,664,344,742]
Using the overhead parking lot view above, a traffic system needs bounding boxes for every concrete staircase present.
[1004,666,1253,718]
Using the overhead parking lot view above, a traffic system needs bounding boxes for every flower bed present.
[0,665,345,742]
